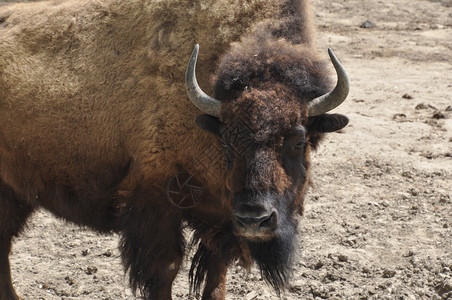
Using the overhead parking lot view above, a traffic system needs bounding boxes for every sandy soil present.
[2,0,451,299]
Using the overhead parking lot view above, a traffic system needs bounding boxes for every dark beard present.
[247,222,296,294]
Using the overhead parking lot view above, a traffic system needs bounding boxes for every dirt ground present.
[2,0,451,299]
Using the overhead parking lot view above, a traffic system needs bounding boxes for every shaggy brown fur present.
[0,0,348,299]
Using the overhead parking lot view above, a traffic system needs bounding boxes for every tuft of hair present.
[212,27,332,105]
[189,242,211,296]
[246,223,297,294]
[187,221,242,296]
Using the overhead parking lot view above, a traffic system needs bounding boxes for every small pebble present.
[415,103,428,110]
[314,260,324,269]
[432,111,445,119]
[246,291,258,300]
[361,20,376,28]
[338,254,349,262]
[86,266,98,275]
[65,276,75,285]
[409,188,419,196]
[382,269,396,278]
[402,93,413,99]
[393,113,407,121]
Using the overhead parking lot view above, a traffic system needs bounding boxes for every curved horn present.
[308,48,350,116]
[185,44,222,117]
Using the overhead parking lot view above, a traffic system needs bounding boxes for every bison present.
[0,0,350,299]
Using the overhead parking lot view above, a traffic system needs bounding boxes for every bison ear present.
[307,113,349,133]
[196,114,222,136]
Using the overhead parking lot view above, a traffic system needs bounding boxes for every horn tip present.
[327,48,336,60]
[191,44,200,57]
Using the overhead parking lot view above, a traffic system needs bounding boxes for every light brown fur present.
[0,0,314,198]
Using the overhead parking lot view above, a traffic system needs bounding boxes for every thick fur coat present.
[0,0,347,299]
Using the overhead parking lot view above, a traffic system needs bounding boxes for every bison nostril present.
[259,212,277,229]
[234,211,277,232]
[234,215,257,227]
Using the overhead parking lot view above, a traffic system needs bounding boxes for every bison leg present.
[117,189,184,300]
[0,184,34,300]
[201,256,227,300]
[0,239,19,300]
[190,243,229,300]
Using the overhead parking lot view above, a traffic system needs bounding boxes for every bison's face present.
[198,87,312,241]
[196,88,348,289]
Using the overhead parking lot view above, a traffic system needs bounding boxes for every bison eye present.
[291,139,305,152]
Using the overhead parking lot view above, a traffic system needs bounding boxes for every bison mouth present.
[231,191,298,292]
[232,191,281,241]
[245,218,296,294]
[232,209,278,241]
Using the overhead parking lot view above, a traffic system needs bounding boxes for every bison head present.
[186,42,349,291]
